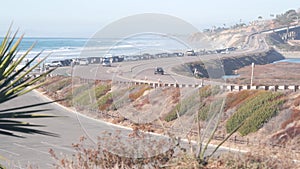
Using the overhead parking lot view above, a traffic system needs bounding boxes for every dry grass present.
[225,90,259,110]
[39,76,300,168]
[228,62,300,86]
[294,95,300,107]
[48,134,300,169]
[128,85,151,101]
[281,109,300,129]
[49,133,179,169]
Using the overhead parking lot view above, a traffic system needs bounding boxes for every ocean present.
[273,58,300,63]
[3,34,191,63]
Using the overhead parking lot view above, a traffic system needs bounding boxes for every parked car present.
[102,58,111,67]
[186,50,196,56]
[154,67,164,75]
[60,59,72,66]
[45,60,62,67]
[79,58,88,65]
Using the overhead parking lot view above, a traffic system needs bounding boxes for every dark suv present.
[154,67,164,75]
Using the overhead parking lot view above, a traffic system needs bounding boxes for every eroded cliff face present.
[185,49,285,79]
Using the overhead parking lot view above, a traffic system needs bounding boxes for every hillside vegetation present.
[38,75,300,168]
[226,91,285,136]
[39,76,299,145]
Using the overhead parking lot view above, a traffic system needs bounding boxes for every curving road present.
[1,32,268,168]
[61,29,271,86]
[0,91,134,168]
[69,33,269,87]
[0,89,243,168]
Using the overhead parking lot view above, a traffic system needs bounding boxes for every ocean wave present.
[15,36,188,61]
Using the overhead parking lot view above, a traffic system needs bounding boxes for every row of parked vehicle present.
[45,59,73,67]
[44,58,108,67]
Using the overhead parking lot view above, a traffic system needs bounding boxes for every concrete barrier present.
[268,86,277,91]
[113,81,300,92]
[226,85,233,91]
[288,85,298,91]
[258,86,268,90]
[233,85,242,91]
[278,85,287,90]
[242,85,250,90]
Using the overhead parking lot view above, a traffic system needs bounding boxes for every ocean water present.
[1,34,191,63]
[273,58,300,64]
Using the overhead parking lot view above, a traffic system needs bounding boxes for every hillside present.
[188,24,262,50]
[175,49,284,79]
[39,76,300,155]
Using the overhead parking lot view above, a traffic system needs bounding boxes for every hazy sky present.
[1,0,300,37]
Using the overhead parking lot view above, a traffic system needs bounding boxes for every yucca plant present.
[195,91,246,166]
[0,26,57,138]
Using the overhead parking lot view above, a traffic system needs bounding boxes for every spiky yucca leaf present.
[0,27,58,137]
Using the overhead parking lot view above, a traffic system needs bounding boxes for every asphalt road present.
[71,56,204,83]
[0,91,144,168]
[0,33,266,168]
[0,90,244,168]
[63,32,268,86]
[71,55,229,87]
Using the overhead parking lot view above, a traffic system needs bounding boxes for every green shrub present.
[226,91,284,136]
[97,93,113,111]
[73,84,111,108]
[47,77,72,92]
[73,91,93,106]
[165,92,199,122]
[225,90,258,110]
[164,103,181,122]
[72,84,92,97]
[128,85,150,101]
[165,86,222,122]
[197,99,224,121]
[95,84,111,98]
[199,85,220,99]
[198,104,210,121]
[110,88,130,109]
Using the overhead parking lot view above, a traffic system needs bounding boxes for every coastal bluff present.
[185,49,285,78]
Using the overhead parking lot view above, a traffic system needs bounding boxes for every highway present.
[0,89,242,168]
[0,30,271,168]
[44,22,291,85]
[261,24,300,34]
[0,90,123,168]
[69,38,267,87]
[0,90,177,168]
[63,27,273,86]
[72,56,204,83]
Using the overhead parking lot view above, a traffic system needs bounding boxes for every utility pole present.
[250,62,255,86]
[286,25,290,42]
